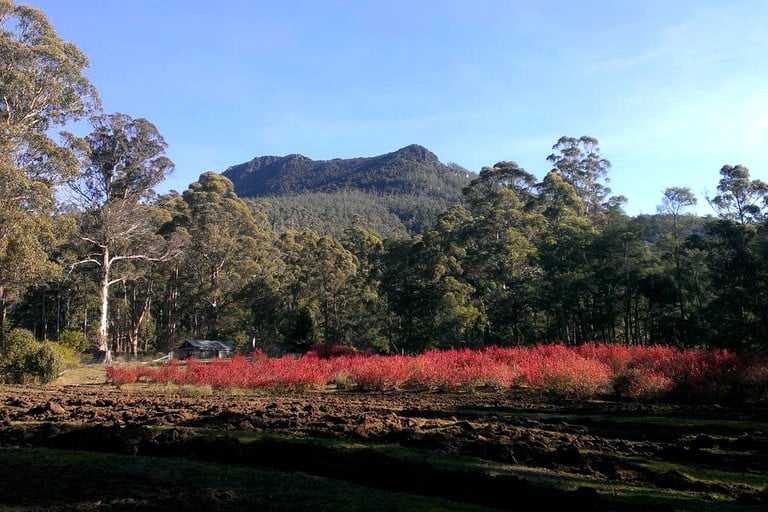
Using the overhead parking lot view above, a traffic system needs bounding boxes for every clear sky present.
[23,0,768,216]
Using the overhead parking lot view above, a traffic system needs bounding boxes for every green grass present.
[636,457,768,490]
[52,363,108,386]
[456,407,768,433]
[0,446,500,512]
[186,427,765,512]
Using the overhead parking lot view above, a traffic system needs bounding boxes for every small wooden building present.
[178,339,234,359]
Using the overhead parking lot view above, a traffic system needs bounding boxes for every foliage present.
[3,327,37,354]
[46,342,82,369]
[1,328,63,383]
[57,329,90,353]
[0,0,99,341]
[106,343,768,403]
[63,113,177,361]
[306,342,357,359]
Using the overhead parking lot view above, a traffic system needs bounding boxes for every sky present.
[22,0,768,216]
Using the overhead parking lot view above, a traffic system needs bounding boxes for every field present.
[0,355,766,512]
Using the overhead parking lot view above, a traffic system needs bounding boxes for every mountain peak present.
[393,144,438,161]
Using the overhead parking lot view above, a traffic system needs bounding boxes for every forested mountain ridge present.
[223,144,473,199]
[223,144,475,236]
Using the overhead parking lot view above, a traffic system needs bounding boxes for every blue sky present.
[25,0,768,216]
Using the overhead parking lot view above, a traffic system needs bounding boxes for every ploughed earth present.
[0,384,766,511]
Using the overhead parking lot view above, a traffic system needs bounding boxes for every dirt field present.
[0,382,766,511]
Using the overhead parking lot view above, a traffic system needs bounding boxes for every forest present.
[2,1,768,365]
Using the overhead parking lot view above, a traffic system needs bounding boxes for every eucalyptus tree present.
[175,172,280,344]
[535,170,598,342]
[380,222,482,353]
[656,187,698,338]
[704,165,768,347]
[708,165,768,225]
[0,0,99,342]
[546,136,611,217]
[339,223,391,350]
[277,228,358,351]
[459,162,544,344]
[65,113,175,362]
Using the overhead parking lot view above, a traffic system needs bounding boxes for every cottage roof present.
[181,339,234,351]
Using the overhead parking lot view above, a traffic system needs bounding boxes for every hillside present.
[223,145,474,236]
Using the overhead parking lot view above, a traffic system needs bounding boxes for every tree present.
[546,136,612,216]
[657,187,698,336]
[339,222,391,350]
[0,0,99,345]
[277,228,358,351]
[460,162,543,344]
[381,228,482,353]
[707,165,768,225]
[703,166,768,348]
[536,169,598,343]
[0,1,98,136]
[172,172,279,344]
[65,113,175,362]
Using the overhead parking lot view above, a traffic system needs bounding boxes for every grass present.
[184,427,765,512]
[456,407,768,434]
[0,446,500,512]
[53,362,108,386]
[636,458,768,490]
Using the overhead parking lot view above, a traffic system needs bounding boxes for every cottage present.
[178,339,234,359]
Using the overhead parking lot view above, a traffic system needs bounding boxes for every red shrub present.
[105,343,768,403]
[306,342,358,359]
[612,368,673,399]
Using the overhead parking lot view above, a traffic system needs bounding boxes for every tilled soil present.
[0,384,766,511]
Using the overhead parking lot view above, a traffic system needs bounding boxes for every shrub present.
[612,368,673,399]
[307,342,357,359]
[105,365,140,385]
[666,349,740,403]
[1,330,64,384]
[4,328,37,356]
[46,342,82,369]
[57,329,90,353]
[507,344,613,398]
[25,344,64,384]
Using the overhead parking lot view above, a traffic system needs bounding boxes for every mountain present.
[223,145,474,236]
[223,144,471,199]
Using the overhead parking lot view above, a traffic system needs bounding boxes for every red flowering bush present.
[104,343,768,403]
[612,368,674,399]
[306,342,357,359]
[105,365,140,385]
[410,349,514,392]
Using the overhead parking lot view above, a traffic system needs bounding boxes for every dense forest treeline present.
[2,1,767,361]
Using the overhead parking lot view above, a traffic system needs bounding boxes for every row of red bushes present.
[106,343,768,402]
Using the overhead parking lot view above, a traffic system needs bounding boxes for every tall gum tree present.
[0,0,99,343]
[546,136,612,217]
[658,187,698,333]
[704,165,768,347]
[460,162,543,344]
[65,113,175,362]
[176,172,279,342]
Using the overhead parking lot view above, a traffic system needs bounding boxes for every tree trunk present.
[96,247,112,364]
[130,295,150,357]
